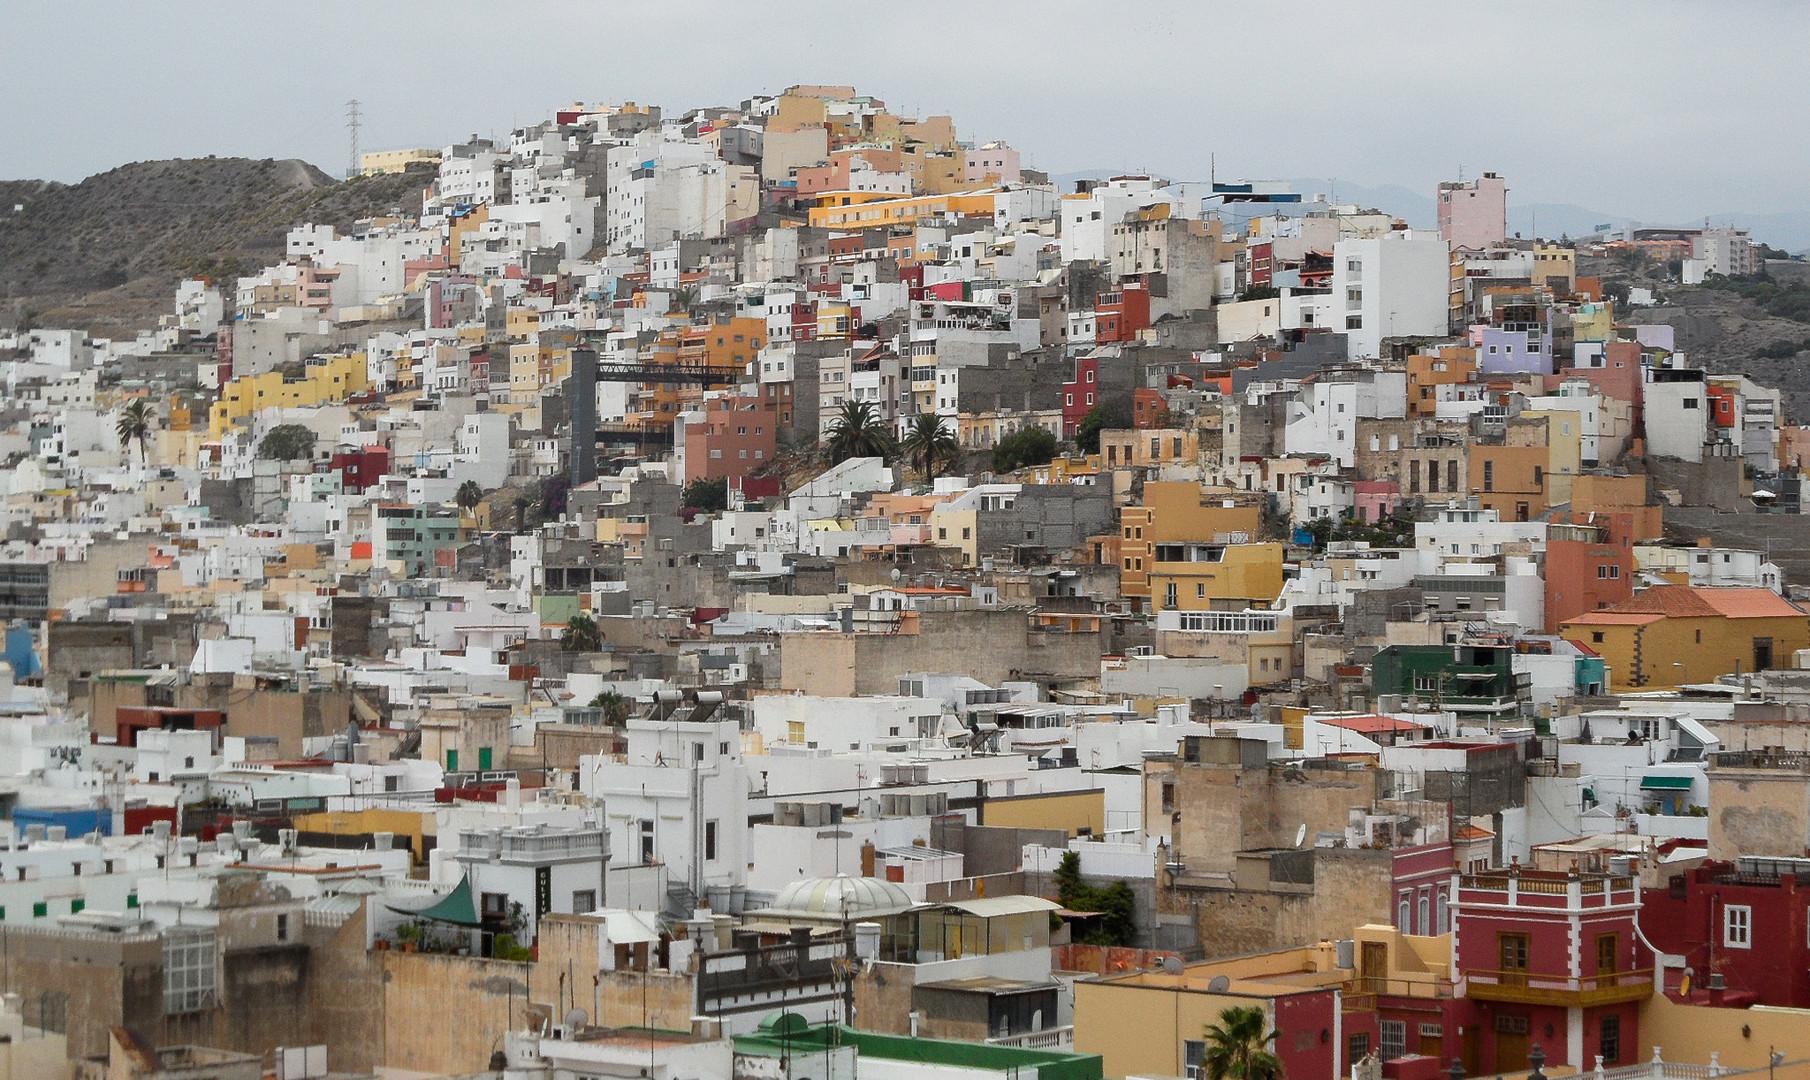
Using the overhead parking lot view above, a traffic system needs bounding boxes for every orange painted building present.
[1468,443,1550,521]
[681,394,778,484]
[1543,521,1634,633]
[1405,348,1477,416]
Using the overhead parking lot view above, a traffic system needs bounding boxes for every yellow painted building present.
[1532,243,1577,293]
[1560,585,1810,690]
[808,190,1001,230]
[505,305,543,340]
[1571,301,1615,344]
[1099,427,1200,471]
[978,789,1104,837]
[1119,482,1265,607]
[1521,408,1582,505]
[926,504,979,565]
[209,353,368,433]
[1146,542,1286,612]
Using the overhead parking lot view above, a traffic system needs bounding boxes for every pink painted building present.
[1354,480,1398,522]
[1438,173,1507,251]
[963,141,1021,185]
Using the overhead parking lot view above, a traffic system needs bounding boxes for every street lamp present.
[1446,1057,1465,1080]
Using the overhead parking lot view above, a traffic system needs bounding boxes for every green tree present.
[588,690,633,725]
[1075,401,1131,455]
[115,399,154,463]
[1052,852,1138,947]
[901,413,961,482]
[669,287,698,314]
[256,424,317,461]
[683,476,730,513]
[562,613,602,652]
[455,480,484,514]
[993,425,1058,473]
[1200,1006,1282,1080]
[824,400,896,464]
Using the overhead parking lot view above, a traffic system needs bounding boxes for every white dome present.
[766,875,915,919]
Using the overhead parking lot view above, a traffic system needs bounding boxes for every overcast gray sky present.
[4,1,1805,222]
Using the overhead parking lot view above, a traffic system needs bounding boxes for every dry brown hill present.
[0,157,430,337]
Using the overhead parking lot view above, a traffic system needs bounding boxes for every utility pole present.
[345,99,362,180]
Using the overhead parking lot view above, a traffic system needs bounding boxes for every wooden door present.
[1418,1024,1443,1061]
[1362,941,1388,987]
[1492,1013,1530,1072]
[1493,1031,1528,1072]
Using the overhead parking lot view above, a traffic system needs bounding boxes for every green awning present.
[1640,775,1694,791]
[386,874,482,927]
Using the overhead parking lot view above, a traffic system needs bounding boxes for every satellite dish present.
[1207,974,1231,992]
[1295,824,1308,848]
[564,1007,588,1032]
[1162,956,1185,975]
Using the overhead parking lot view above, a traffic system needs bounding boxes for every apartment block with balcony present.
[1451,866,1650,1072]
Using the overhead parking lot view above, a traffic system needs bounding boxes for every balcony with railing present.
[986,1025,1074,1049]
[1462,965,1652,1008]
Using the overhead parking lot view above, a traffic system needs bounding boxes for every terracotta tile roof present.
[1695,588,1806,619]
[1570,585,1804,622]
[1567,612,1663,626]
[1455,824,1495,840]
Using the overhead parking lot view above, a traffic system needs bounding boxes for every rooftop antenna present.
[345,100,362,180]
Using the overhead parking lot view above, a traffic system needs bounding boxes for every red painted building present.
[1393,843,1455,937]
[1061,355,1102,436]
[1450,866,1650,1072]
[791,300,818,343]
[330,445,389,494]
[1543,521,1635,633]
[1132,387,1170,429]
[1095,280,1151,343]
[1639,857,1810,1008]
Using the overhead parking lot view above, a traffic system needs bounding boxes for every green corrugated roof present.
[1641,775,1694,790]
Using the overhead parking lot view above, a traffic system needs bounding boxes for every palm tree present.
[115,399,154,464]
[824,400,895,465]
[669,287,698,315]
[455,480,484,515]
[901,413,960,483]
[589,689,633,725]
[1200,1006,1282,1080]
[562,613,602,652]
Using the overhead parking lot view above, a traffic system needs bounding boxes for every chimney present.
[506,778,522,811]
